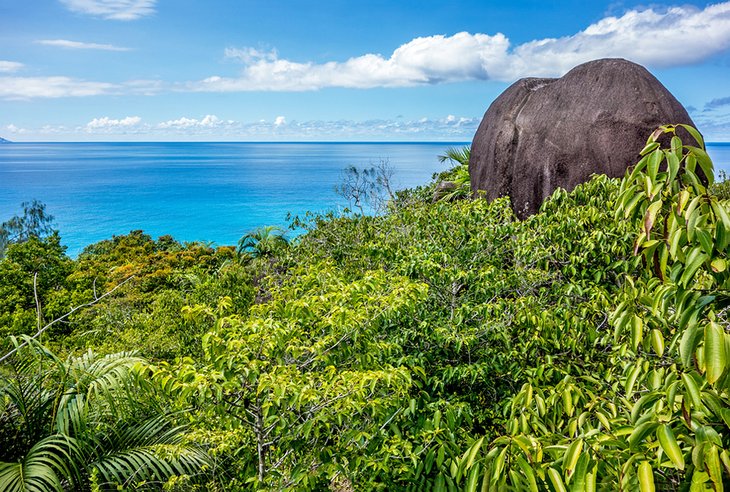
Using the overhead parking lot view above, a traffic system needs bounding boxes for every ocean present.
[1,141,728,257]
[0,142,464,256]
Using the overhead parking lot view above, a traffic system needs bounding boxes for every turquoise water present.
[1,141,728,256]
[0,142,462,255]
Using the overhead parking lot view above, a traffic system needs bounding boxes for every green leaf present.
[638,461,655,492]
[465,463,480,492]
[688,146,714,186]
[515,456,538,492]
[681,372,703,409]
[650,329,664,357]
[563,439,583,476]
[705,445,722,486]
[629,422,659,450]
[657,424,685,470]
[678,124,705,148]
[463,437,484,472]
[647,150,662,181]
[547,468,567,492]
[704,322,726,384]
[680,247,708,287]
[680,321,703,366]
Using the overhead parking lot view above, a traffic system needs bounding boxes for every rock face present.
[469,58,696,218]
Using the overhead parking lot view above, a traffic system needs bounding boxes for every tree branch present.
[0,275,135,364]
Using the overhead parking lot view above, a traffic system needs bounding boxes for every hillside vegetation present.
[1,125,730,491]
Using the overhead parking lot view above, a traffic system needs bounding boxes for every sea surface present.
[1,141,728,257]
[0,142,465,256]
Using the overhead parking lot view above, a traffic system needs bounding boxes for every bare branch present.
[0,276,135,364]
[33,272,42,333]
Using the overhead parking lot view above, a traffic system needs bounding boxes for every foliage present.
[465,124,730,491]
[0,200,57,258]
[3,126,728,490]
[156,263,425,489]
[0,337,209,491]
[237,226,289,261]
[0,233,72,341]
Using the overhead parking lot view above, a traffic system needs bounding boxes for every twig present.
[33,272,41,333]
[0,275,135,364]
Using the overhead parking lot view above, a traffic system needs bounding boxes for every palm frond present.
[437,146,471,166]
[92,414,211,489]
[0,434,83,492]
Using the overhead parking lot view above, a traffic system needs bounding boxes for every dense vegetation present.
[1,125,729,490]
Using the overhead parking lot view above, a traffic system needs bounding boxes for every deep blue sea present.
[0,142,464,256]
[1,141,728,257]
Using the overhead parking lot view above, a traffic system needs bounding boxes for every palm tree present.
[434,146,471,202]
[437,146,470,167]
[237,226,289,260]
[0,337,210,491]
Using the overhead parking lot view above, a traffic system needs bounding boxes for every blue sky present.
[1,0,729,141]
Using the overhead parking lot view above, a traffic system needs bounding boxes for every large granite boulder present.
[469,58,696,218]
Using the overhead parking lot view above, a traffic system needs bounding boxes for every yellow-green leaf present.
[657,424,685,470]
[651,329,664,357]
[548,468,567,492]
[705,322,726,384]
[563,439,583,475]
[638,461,655,492]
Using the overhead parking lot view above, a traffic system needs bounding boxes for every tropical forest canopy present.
[2,125,730,491]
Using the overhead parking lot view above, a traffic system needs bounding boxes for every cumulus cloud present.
[192,2,730,91]
[274,116,287,127]
[60,0,156,20]
[157,114,235,130]
[37,39,130,51]
[86,116,142,132]
[0,61,23,73]
[0,76,116,99]
[22,115,479,141]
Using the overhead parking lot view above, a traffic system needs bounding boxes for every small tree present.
[334,159,396,215]
[0,200,57,258]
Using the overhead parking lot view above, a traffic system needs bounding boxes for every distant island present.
[0,137,10,143]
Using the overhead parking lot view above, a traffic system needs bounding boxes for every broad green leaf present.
[563,439,583,476]
[657,424,685,470]
[638,461,655,492]
[705,445,722,486]
[547,468,567,492]
[704,322,726,384]
[515,456,538,492]
[650,329,664,357]
[680,322,704,367]
[678,124,705,148]
[629,422,659,450]
[681,372,703,409]
[465,463,480,492]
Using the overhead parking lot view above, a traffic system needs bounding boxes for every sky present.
[0,0,729,142]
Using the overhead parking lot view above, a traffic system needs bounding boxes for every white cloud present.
[274,116,286,127]
[5,124,27,134]
[21,115,479,141]
[37,39,130,51]
[192,2,730,92]
[224,47,278,64]
[86,116,142,132]
[60,0,156,20]
[0,76,116,99]
[0,61,23,73]
[157,114,233,130]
